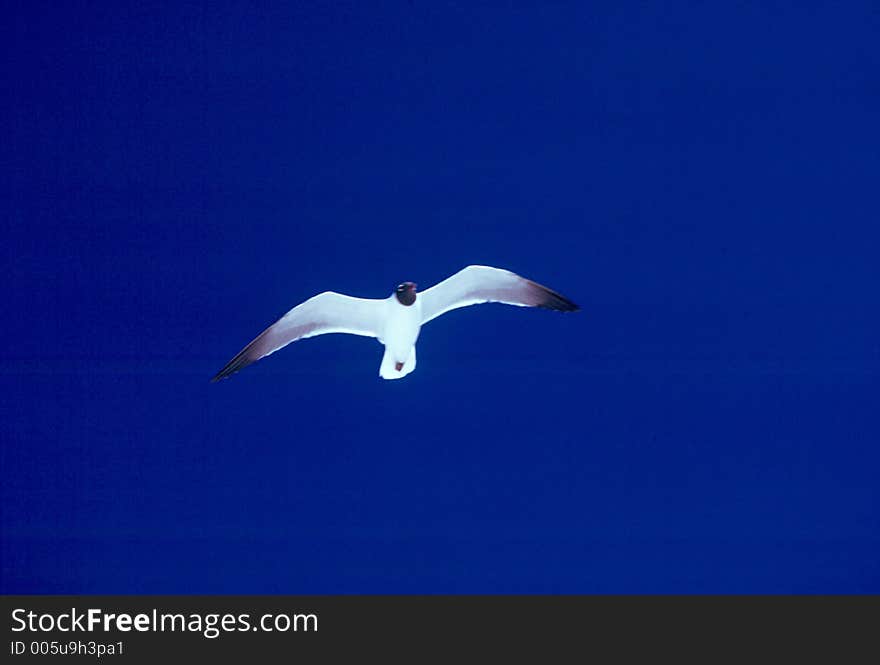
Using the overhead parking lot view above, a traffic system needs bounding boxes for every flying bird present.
[212,265,578,382]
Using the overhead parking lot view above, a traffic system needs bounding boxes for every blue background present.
[3,2,878,593]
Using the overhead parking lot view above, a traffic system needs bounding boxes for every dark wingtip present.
[211,341,262,383]
[528,280,580,312]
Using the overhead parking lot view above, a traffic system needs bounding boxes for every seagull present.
[212,265,578,382]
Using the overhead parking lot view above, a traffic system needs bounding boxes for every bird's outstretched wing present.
[419,265,578,325]
[212,291,385,382]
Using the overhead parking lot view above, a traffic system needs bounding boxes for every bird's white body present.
[212,265,578,383]
[377,294,422,379]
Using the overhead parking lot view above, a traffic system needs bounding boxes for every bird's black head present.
[395,281,417,306]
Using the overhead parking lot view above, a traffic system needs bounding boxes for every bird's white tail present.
[379,346,417,380]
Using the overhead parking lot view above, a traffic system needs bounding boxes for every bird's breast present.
[383,298,421,352]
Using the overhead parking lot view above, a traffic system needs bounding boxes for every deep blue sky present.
[3,2,878,593]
